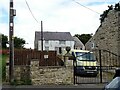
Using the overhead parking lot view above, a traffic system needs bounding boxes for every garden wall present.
[5,60,74,85]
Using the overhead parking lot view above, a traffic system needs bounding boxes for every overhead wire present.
[24,0,101,23]
[24,0,39,23]
[72,0,101,15]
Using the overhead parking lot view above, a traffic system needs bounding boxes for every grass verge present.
[0,54,7,82]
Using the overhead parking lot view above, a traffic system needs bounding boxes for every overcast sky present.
[1,0,120,49]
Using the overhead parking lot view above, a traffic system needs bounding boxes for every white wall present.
[66,41,74,49]
[38,40,74,52]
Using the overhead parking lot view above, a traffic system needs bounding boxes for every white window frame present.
[45,40,49,44]
[91,43,95,49]
[45,47,49,51]
[59,40,66,44]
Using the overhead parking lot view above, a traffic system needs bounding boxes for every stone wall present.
[85,10,120,56]
[5,61,74,85]
[5,65,31,85]
[31,61,73,85]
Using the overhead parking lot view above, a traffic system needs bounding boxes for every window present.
[59,40,66,44]
[75,52,95,61]
[45,47,49,51]
[91,43,95,49]
[45,40,49,44]
[59,47,62,54]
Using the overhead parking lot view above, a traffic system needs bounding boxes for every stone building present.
[85,10,120,56]
[73,36,85,50]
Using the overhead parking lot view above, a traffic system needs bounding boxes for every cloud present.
[1,0,119,49]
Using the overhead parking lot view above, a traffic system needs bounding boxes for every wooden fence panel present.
[14,49,61,66]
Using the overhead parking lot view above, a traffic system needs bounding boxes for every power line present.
[72,0,101,15]
[25,0,39,23]
[25,0,100,22]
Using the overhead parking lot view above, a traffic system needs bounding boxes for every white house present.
[73,36,85,50]
[34,31,75,54]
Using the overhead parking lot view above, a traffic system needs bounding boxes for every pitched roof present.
[73,37,84,46]
[35,31,74,41]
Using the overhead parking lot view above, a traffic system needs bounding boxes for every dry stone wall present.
[5,61,74,85]
[31,61,73,85]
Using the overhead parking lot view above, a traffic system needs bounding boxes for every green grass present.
[0,55,32,85]
[10,79,32,85]
[0,54,7,82]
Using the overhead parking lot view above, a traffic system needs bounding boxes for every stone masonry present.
[85,10,120,57]
[31,61,74,85]
[5,60,74,85]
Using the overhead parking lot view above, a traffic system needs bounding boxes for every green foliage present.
[14,37,26,48]
[74,34,92,45]
[100,10,109,23]
[21,79,32,85]
[0,55,7,81]
[114,3,120,11]
[100,3,120,23]
[1,34,26,49]
[1,34,8,49]
[10,79,32,85]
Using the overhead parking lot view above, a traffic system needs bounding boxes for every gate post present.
[73,56,76,84]
[99,50,102,83]
[113,68,120,79]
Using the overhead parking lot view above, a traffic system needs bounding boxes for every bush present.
[10,79,32,85]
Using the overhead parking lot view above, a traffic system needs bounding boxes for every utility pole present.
[41,21,43,51]
[9,0,16,83]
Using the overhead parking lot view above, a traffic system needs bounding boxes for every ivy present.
[100,3,120,23]
[114,3,120,11]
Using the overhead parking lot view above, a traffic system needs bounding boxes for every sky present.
[0,0,120,49]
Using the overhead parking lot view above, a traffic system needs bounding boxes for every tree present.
[1,34,8,49]
[1,34,26,49]
[14,36,26,48]
[74,34,92,45]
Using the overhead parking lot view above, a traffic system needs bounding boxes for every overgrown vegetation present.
[0,55,7,82]
[10,79,32,85]
[100,3,120,23]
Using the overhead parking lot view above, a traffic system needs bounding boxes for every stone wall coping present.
[38,66,73,69]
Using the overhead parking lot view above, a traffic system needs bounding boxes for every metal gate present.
[74,49,120,84]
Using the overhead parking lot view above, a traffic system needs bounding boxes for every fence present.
[14,49,63,66]
[74,49,120,84]
[10,49,120,84]
[4,49,68,85]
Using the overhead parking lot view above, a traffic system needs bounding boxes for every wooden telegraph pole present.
[41,21,43,51]
[9,0,16,83]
